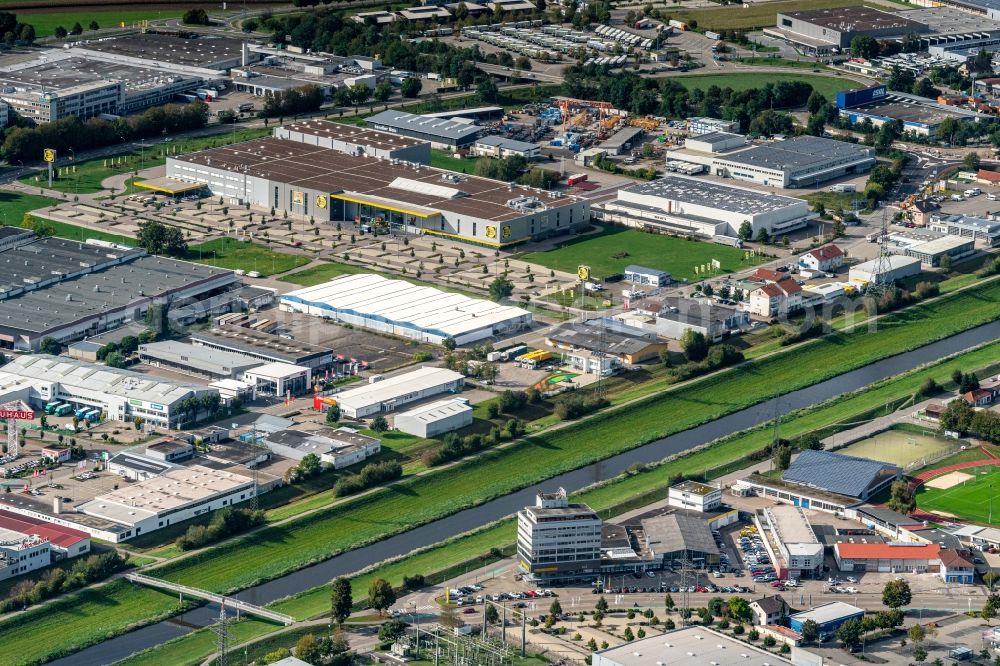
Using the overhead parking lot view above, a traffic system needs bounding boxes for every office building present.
[517,489,602,584]
[472,135,541,160]
[667,480,723,512]
[138,340,262,380]
[929,214,1000,245]
[241,362,312,397]
[759,505,823,579]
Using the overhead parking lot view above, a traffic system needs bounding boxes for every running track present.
[907,446,1000,493]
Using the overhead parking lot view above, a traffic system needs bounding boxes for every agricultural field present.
[666,0,864,31]
[185,239,310,276]
[671,72,859,99]
[521,224,762,281]
[19,10,184,37]
[917,464,1000,524]
[147,276,1000,593]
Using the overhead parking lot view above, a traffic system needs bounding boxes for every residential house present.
[750,595,791,626]
[799,244,844,273]
[963,388,995,407]
[939,548,975,584]
[749,279,802,317]
[910,198,940,226]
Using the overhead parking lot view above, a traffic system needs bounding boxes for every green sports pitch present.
[916,464,1000,525]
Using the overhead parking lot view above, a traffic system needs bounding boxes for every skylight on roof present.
[388,177,467,199]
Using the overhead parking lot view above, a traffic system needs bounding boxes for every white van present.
[965,188,981,196]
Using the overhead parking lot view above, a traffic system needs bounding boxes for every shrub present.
[334,460,403,496]
[0,551,130,613]
[554,394,609,420]
[175,507,265,550]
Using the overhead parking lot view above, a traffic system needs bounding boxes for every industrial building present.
[394,397,473,438]
[517,489,602,585]
[620,297,750,342]
[688,117,740,135]
[848,255,922,285]
[273,119,431,164]
[77,33,257,71]
[281,274,532,346]
[929,214,1000,245]
[709,137,876,189]
[472,135,541,160]
[242,363,312,397]
[833,542,943,573]
[138,340,262,380]
[0,354,219,429]
[837,85,991,137]
[595,174,814,239]
[641,513,720,567]
[74,465,256,542]
[190,327,334,371]
[683,131,747,155]
[667,480,723,513]
[593,627,795,666]
[0,237,236,351]
[261,427,380,468]
[623,265,671,287]
[782,449,902,502]
[331,366,465,418]
[737,473,862,515]
[545,319,668,365]
[788,602,865,640]
[758,505,823,579]
[903,234,975,266]
[766,7,928,55]
[599,127,645,155]
[365,110,482,149]
[166,131,589,247]
[0,510,90,581]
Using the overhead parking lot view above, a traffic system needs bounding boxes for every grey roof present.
[789,602,864,625]
[857,505,919,527]
[600,126,644,150]
[933,214,1000,233]
[624,174,807,216]
[68,340,103,353]
[753,595,790,615]
[253,414,297,433]
[0,227,34,241]
[109,452,174,476]
[366,109,482,142]
[191,327,332,364]
[547,320,659,356]
[782,449,900,498]
[642,513,719,556]
[688,131,743,146]
[139,340,262,376]
[624,265,670,277]
[716,136,874,173]
[475,135,538,152]
[910,528,963,551]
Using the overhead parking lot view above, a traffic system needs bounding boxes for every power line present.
[864,207,892,297]
[213,600,231,666]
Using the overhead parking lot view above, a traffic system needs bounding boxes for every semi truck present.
[54,404,74,417]
[44,401,64,415]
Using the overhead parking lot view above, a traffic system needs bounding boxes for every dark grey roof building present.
[783,449,901,500]
[365,110,482,148]
[641,513,720,566]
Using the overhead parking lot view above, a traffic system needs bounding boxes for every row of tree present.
[0,551,130,613]
[333,459,402,497]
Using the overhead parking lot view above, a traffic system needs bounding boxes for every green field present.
[837,426,959,469]
[671,73,859,100]
[521,224,761,281]
[36,218,135,244]
[21,10,186,37]
[917,465,1000,524]
[146,276,1000,593]
[185,239,310,276]
[430,149,482,173]
[667,0,864,31]
[0,191,60,227]
[276,260,367,286]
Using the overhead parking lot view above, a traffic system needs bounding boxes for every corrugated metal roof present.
[782,449,899,498]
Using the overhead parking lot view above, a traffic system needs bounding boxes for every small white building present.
[749,279,802,317]
[668,480,723,512]
[333,367,465,418]
[394,398,473,438]
[241,363,311,397]
[472,135,540,160]
[799,244,845,272]
[209,378,256,404]
[848,255,921,285]
[688,116,740,135]
[263,427,381,468]
[624,264,671,287]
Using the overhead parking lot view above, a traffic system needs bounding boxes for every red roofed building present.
[938,548,974,584]
[749,277,802,317]
[0,509,90,558]
[963,387,996,407]
[977,169,1000,186]
[833,542,940,573]
[749,268,787,284]
[799,244,844,273]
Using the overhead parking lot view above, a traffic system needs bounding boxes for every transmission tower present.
[679,549,693,623]
[864,207,893,297]
[248,424,260,511]
[213,600,231,666]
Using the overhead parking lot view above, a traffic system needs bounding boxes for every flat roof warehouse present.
[624,175,807,215]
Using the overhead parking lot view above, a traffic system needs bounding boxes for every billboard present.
[836,85,887,110]
[0,409,34,419]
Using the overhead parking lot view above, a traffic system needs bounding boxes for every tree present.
[330,577,353,625]
[964,152,982,171]
[623,626,635,641]
[39,337,62,355]
[773,444,792,471]
[401,77,422,98]
[368,578,396,615]
[488,276,514,302]
[664,593,675,610]
[908,623,926,644]
[549,599,563,617]
[136,220,187,256]
[326,405,341,425]
[379,618,409,643]
[370,414,389,433]
[350,83,372,108]
[680,329,708,362]
[295,634,321,663]
[70,22,83,35]
[850,35,880,59]
[53,26,67,38]
[105,351,126,368]
[984,598,999,625]
[985,571,999,592]
[476,76,499,103]
[485,603,500,625]
[755,227,771,244]
[832,218,845,239]
[913,645,928,663]
[887,479,916,513]
[800,619,820,644]
[595,595,609,612]
[334,88,353,108]
[797,433,823,450]
[88,20,99,30]
[806,91,828,115]
[882,579,912,609]
[182,8,211,25]
[836,617,864,649]
[374,81,393,103]
[728,597,750,623]
[737,221,753,242]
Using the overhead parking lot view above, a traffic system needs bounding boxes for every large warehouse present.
[166,130,589,247]
[273,119,431,164]
[0,237,236,351]
[365,109,483,149]
[0,355,219,429]
[190,326,334,371]
[709,137,876,189]
[767,7,928,54]
[331,366,465,418]
[837,85,991,137]
[595,174,815,239]
[281,273,532,345]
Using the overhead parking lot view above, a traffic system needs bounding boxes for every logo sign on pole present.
[577,265,591,281]
[0,409,34,420]
[43,149,57,163]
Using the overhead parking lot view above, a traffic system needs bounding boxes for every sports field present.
[520,224,763,281]
[838,427,958,469]
[666,0,864,31]
[917,464,1000,524]
[671,73,859,100]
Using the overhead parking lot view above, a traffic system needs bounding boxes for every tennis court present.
[838,428,958,469]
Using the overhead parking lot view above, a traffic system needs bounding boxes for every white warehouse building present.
[394,397,473,438]
[280,274,533,345]
[331,367,465,418]
[595,174,815,239]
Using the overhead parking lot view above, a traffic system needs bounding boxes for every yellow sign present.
[485,225,497,239]
[292,191,304,205]
[577,265,591,281]
[501,225,511,239]
[43,148,56,163]
[316,195,328,209]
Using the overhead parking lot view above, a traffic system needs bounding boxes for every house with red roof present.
[977,169,1000,186]
[939,548,975,584]
[749,278,802,317]
[799,244,844,273]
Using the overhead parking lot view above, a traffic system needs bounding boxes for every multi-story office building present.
[517,489,602,585]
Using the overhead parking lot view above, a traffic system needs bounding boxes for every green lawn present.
[20,11,189,37]
[667,0,864,30]
[146,276,1000,593]
[733,57,824,69]
[0,580,186,666]
[185,239,310,276]
[37,219,135,244]
[276,261,368,286]
[521,224,762,281]
[0,191,60,227]
[917,464,1000,524]
[115,618,280,666]
[431,149,482,173]
[671,73,858,100]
